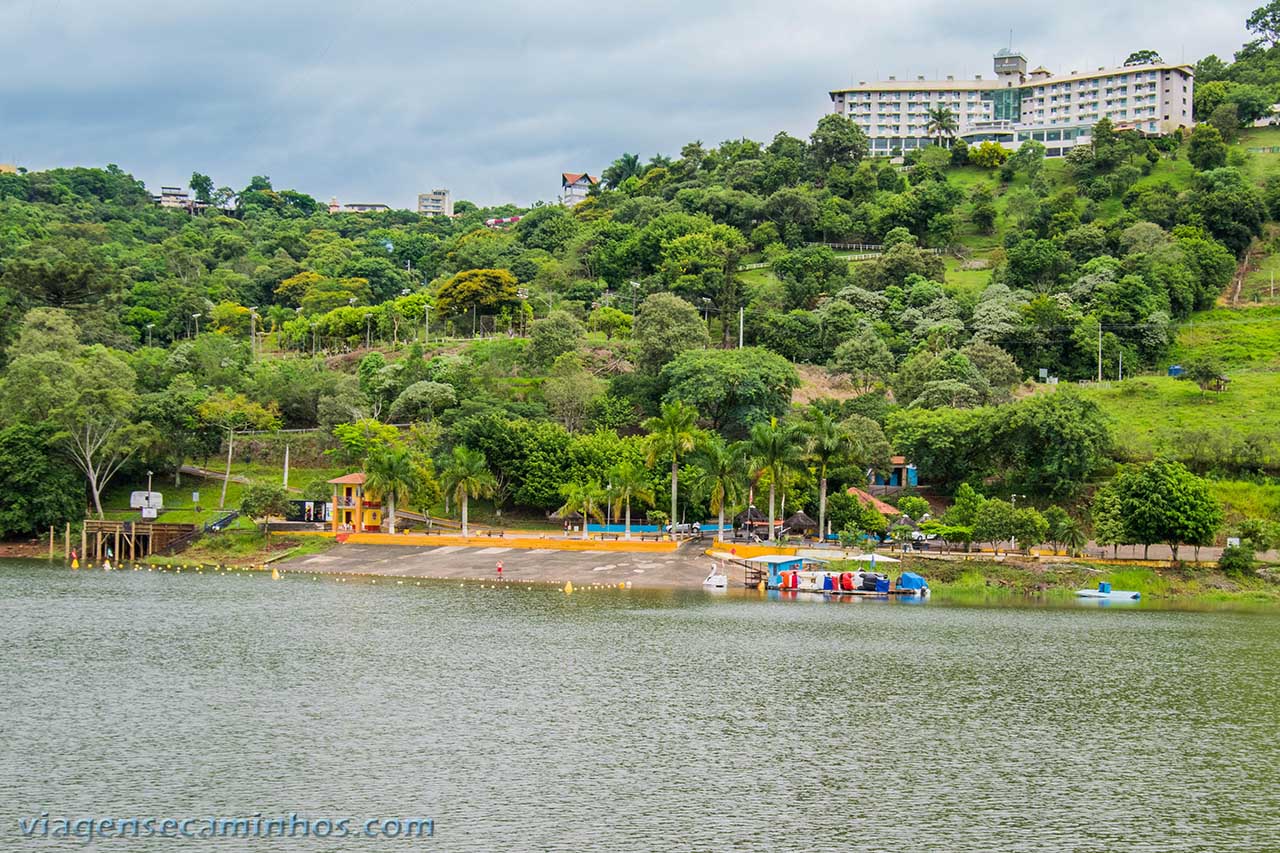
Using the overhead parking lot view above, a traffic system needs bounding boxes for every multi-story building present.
[417,189,452,217]
[561,172,598,206]
[328,198,392,214]
[829,49,1194,157]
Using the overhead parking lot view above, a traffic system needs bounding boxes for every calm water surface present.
[1,559,1278,851]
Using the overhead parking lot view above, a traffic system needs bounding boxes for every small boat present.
[1075,581,1139,601]
[703,562,728,590]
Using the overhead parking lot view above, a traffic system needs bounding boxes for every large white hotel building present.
[829,49,1194,157]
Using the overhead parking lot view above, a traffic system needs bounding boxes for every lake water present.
[2,559,1278,851]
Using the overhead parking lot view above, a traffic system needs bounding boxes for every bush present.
[1218,544,1256,577]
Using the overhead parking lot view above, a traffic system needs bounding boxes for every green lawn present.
[943,255,993,297]
[1238,126,1280,184]
[1076,371,1280,462]
[1171,305,1280,369]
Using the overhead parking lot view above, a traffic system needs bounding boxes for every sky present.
[0,0,1256,208]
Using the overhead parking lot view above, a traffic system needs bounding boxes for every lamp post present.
[145,323,155,347]
[1010,494,1026,552]
[191,312,201,338]
[248,306,258,359]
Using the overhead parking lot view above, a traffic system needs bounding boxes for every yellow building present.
[328,473,383,532]
[0,164,17,175]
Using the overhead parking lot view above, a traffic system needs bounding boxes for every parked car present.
[664,522,702,534]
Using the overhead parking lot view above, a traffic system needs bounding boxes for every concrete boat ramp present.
[280,542,728,588]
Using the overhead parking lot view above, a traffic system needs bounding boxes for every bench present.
[595,532,620,541]
[482,529,505,538]
[639,532,666,541]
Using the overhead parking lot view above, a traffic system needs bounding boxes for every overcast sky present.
[0,0,1255,208]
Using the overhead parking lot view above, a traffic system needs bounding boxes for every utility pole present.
[1118,349,1123,382]
[1096,322,1102,383]
[738,307,744,348]
[249,307,257,360]
[283,444,290,489]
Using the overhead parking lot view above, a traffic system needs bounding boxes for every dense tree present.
[631,293,708,373]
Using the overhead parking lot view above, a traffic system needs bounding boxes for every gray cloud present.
[0,0,1253,207]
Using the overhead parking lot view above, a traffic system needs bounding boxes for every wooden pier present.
[80,520,197,561]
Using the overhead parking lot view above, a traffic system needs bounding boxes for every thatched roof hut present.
[782,510,817,532]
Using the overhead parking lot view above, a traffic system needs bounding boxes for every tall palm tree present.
[643,401,699,532]
[748,417,803,541]
[694,436,745,543]
[802,408,848,543]
[607,460,654,541]
[363,445,417,534]
[439,446,495,537]
[557,480,606,540]
[926,106,959,148]
[602,153,644,188]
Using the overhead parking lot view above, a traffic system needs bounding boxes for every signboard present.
[1227,537,1241,548]
[192,492,200,505]
[129,491,163,509]
[141,507,158,519]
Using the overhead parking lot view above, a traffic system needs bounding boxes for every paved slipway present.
[278,541,739,588]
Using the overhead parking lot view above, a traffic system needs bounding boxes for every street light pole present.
[248,307,257,360]
[145,323,155,347]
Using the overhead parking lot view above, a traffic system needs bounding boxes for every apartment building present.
[829,49,1194,157]
[417,189,452,217]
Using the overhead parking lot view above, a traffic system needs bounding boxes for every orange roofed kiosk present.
[328,473,383,533]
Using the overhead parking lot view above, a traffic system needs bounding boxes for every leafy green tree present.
[189,172,214,204]
[1188,125,1228,171]
[748,416,802,541]
[529,310,585,366]
[364,444,419,534]
[632,292,709,373]
[331,418,400,467]
[606,459,654,541]
[196,392,281,509]
[831,333,895,394]
[659,347,798,434]
[970,183,998,234]
[810,114,870,171]
[434,268,520,320]
[1012,507,1049,553]
[972,498,1017,554]
[897,495,930,520]
[1111,460,1223,561]
[0,423,82,538]
[970,141,1010,169]
[1124,49,1163,65]
[1247,0,1280,47]
[1180,352,1227,394]
[240,482,291,536]
[389,381,457,422]
[602,153,644,189]
[440,446,496,536]
[0,343,148,518]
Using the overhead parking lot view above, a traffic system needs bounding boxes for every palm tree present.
[557,480,606,540]
[602,153,644,188]
[694,436,745,543]
[607,460,654,541]
[643,401,699,534]
[1059,518,1088,557]
[926,106,959,147]
[439,446,495,537]
[748,417,803,541]
[363,445,417,534]
[802,408,848,543]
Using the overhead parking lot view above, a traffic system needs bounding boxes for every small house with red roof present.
[561,172,598,206]
[328,473,383,533]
